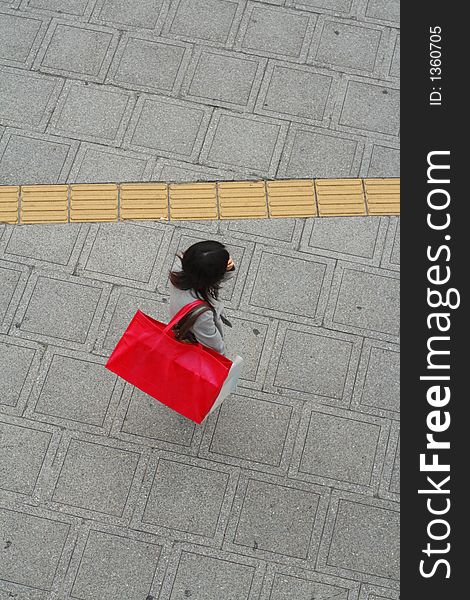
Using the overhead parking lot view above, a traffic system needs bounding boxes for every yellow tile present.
[267,179,316,217]
[70,184,118,222]
[218,181,268,219]
[169,182,218,220]
[316,179,366,216]
[0,186,19,224]
[120,183,168,221]
[20,185,68,224]
[364,178,400,215]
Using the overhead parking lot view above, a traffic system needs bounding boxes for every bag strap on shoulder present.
[171,302,212,342]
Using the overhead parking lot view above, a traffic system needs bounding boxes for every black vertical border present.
[402,2,466,598]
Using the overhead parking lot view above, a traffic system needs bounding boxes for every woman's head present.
[169,240,230,304]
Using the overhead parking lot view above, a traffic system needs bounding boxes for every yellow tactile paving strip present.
[0,179,399,224]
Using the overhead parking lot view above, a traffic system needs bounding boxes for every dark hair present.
[169,240,230,305]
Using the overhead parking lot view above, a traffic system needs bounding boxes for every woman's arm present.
[192,309,226,354]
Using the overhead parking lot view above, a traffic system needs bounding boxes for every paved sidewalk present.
[0,216,399,599]
[0,0,399,185]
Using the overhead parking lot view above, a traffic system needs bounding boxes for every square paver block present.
[224,317,268,381]
[0,508,70,590]
[390,439,399,494]
[21,276,102,343]
[366,0,399,23]
[0,69,59,128]
[368,144,399,177]
[327,499,399,579]
[275,329,352,399]
[390,35,400,77]
[103,293,168,350]
[35,354,116,425]
[296,0,352,11]
[0,13,43,64]
[53,439,140,515]
[170,552,255,600]
[114,38,185,91]
[0,342,35,407]
[122,387,195,446]
[27,0,91,15]
[270,573,348,600]
[131,97,205,156]
[40,24,113,77]
[98,0,164,28]
[361,347,399,412]
[210,394,291,465]
[207,113,281,171]
[227,218,297,243]
[235,479,319,558]
[143,459,228,536]
[300,412,380,485]
[340,81,399,136]
[72,530,161,600]
[188,50,259,106]
[316,21,381,71]
[250,253,326,318]
[284,130,358,177]
[0,133,72,185]
[333,268,399,336]
[390,221,400,265]
[242,5,309,58]
[52,84,130,142]
[0,422,51,494]
[0,265,20,323]
[72,147,149,183]
[169,0,239,44]
[6,223,81,265]
[307,217,380,259]
[85,223,163,283]
[262,65,332,120]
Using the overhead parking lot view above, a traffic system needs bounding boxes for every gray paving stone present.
[269,572,350,600]
[366,0,400,24]
[331,265,399,338]
[0,263,22,324]
[68,144,154,183]
[0,131,77,185]
[360,344,400,412]
[368,143,400,177]
[0,507,70,590]
[166,0,242,45]
[0,339,36,407]
[389,437,399,494]
[34,353,117,426]
[239,3,313,60]
[289,0,353,13]
[234,478,320,558]
[183,48,264,110]
[121,387,195,446]
[326,498,399,580]
[48,81,133,145]
[18,274,105,344]
[127,96,209,159]
[93,0,165,29]
[389,34,400,77]
[23,0,95,16]
[81,222,165,284]
[71,529,161,600]
[109,35,189,95]
[169,551,255,600]
[37,21,117,82]
[313,20,382,72]
[280,127,362,177]
[156,158,236,183]
[0,67,62,130]
[0,10,46,68]
[0,420,51,494]
[201,111,284,175]
[209,393,292,466]
[224,218,301,246]
[257,62,333,122]
[273,328,355,401]
[339,80,400,137]
[142,458,229,536]
[299,410,380,486]
[52,438,140,515]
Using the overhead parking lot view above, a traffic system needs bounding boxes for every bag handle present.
[172,303,212,342]
[162,299,210,335]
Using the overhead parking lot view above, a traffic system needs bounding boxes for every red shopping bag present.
[105,300,233,424]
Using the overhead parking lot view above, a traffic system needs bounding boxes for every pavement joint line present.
[0,178,400,225]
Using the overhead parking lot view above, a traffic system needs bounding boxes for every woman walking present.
[169,240,235,354]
